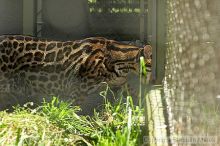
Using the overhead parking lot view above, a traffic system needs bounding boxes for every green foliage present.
[140,56,147,77]
[40,97,95,136]
[0,94,145,146]
[0,107,90,145]
[93,95,144,146]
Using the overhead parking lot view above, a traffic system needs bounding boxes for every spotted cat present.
[0,35,152,109]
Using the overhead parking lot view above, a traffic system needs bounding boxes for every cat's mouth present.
[145,63,152,72]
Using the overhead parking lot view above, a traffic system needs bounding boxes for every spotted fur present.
[0,35,152,108]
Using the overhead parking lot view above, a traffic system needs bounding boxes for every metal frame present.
[140,0,148,42]
[22,0,35,35]
[148,0,157,82]
[147,0,166,84]
[156,0,166,84]
[22,0,43,37]
[36,0,43,37]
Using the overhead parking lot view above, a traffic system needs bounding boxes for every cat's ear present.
[143,45,152,59]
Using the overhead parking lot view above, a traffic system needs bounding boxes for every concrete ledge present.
[144,85,169,146]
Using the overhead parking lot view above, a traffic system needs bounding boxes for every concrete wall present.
[0,0,23,35]
[42,0,89,40]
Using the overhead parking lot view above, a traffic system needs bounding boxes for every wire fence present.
[165,0,220,145]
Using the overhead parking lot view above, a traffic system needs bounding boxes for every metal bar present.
[36,0,43,37]
[152,0,157,82]
[156,0,166,83]
[147,0,157,81]
[140,0,147,42]
[147,0,166,83]
[23,0,35,35]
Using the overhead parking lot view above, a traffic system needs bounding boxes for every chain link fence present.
[165,0,220,145]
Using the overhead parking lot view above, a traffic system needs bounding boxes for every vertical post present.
[156,0,166,84]
[36,0,43,37]
[140,0,147,42]
[147,0,166,84]
[23,0,35,35]
[147,0,157,82]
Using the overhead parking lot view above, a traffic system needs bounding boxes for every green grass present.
[93,95,144,146]
[0,110,88,145]
[0,95,145,146]
[0,98,93,146]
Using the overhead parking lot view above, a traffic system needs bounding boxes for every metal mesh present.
[165,0,220,145]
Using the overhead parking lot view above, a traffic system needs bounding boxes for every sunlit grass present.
[0,104,90,146]
[93,95,144,146]
[0,94,146,146]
